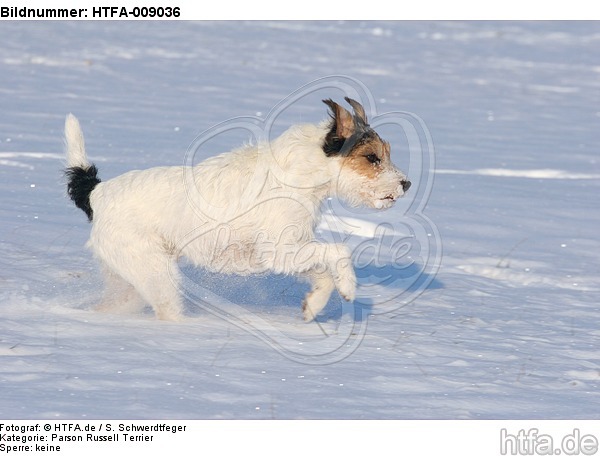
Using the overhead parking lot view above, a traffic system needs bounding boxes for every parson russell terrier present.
[65,98,411,322]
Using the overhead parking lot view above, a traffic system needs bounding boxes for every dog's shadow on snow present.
[354,261,443,317]
[179,260,443,323]
[179,265,311,318]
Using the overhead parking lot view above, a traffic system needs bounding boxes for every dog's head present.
[322,97,410,209]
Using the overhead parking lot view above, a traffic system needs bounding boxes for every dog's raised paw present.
[335,272,356,302]
[339,289,355,302]
[302,305,316,323]
[302,292,325,322]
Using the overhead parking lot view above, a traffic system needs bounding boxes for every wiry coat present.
[65,99,410,321]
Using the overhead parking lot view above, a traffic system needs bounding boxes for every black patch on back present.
[65,165,101,222]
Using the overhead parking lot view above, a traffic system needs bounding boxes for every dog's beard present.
[335,169,406,210]
[335,186,403,210]
[373,196,397,210]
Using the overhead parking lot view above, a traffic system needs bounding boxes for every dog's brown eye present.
[365,154,380,164]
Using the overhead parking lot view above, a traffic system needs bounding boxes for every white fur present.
[65,113,89,169]
[66,113,407,322]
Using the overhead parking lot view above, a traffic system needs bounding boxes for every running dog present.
[65,98,410,321]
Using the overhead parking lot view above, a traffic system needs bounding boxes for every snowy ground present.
[1,21,599,419]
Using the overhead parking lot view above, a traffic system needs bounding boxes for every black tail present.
[65,165,101,222]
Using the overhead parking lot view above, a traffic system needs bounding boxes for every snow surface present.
[0,21,599,419]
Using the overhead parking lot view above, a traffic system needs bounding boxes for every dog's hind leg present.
[122,253,184,322]
[92,233,184,321]
[96,262,145,315]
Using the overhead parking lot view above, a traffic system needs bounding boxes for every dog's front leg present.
[325,243,356,303]
[291,242,356,321]
[302,270,335,322]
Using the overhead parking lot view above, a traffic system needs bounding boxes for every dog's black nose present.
[402,180,411,192]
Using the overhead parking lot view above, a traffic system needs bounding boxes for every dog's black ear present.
[344,97,368,125]
[323,99,355,139]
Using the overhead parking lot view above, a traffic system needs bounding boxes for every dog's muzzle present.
[382,179,411,203]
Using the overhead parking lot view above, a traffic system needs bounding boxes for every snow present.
[1,21,599,420]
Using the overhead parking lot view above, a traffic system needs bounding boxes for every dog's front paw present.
[302,290,327,322]
[334,264,356,302]
[302,297,316,322]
